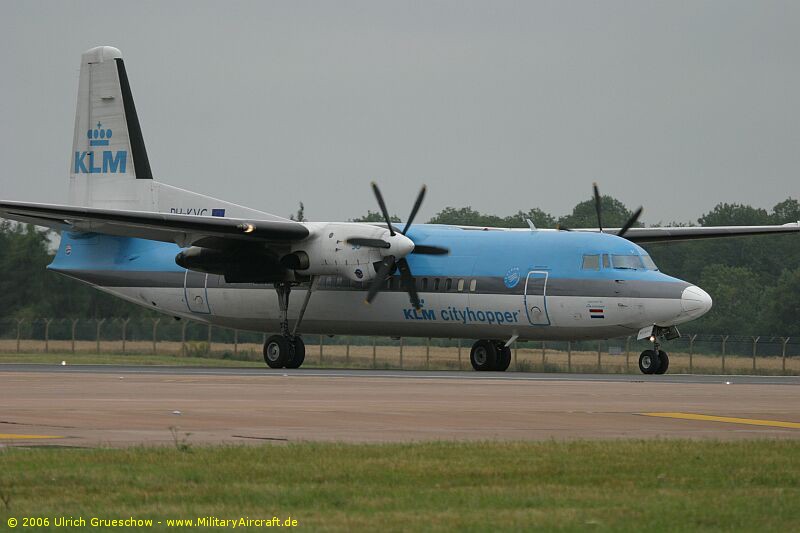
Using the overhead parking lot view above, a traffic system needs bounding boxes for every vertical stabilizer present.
[67,46,283,220]
[69,46,155,209]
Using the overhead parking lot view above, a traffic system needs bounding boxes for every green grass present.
[0,353,261,367]
[0,441,798,531]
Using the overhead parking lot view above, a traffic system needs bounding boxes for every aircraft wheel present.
[285,336,306,369]
[470,340,498,371]
[638,349,661,374]
[264,335,290,368]
[654,350,669,375]
[495,343,512,372]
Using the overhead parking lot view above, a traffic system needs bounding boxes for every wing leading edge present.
[594,224,800,244]
[0,200,309,248]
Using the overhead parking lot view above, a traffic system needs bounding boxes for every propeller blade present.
[593,182,603,232]
[346,237,391,249]
[371,182,395,236]
[396,258,421,310]
[412,244,449,255]
[365,256,395,304]
[401,185,426,235]
[616,206,643,239]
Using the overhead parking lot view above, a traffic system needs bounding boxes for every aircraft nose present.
[681,285,712,318]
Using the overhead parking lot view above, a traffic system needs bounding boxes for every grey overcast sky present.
[1,1,798,225]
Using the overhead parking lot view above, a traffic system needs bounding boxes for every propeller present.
[590,183,643,239]
[592,182,603,232]
[357,182,449,309]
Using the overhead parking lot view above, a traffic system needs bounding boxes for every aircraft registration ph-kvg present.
[2,46,799,374]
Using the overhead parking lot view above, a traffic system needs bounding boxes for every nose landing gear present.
[639,338,670,375]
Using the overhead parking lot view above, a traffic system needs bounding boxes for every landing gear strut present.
[639,337,670,375]
[263,280,314,369]
[470,340,512,372]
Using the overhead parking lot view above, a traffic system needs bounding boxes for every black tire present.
[470,340,498,371]
[264,335,290,368]
[496,344,512,372]
[654,350,669,375]
[285,337,306,369]
[638,349,661,374]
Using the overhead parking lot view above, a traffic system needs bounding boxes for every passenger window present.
[582,255,600,270]
[457,279,465,292]
[445,278,453,291]
[469,279,477,292]
[602,254,610,269]
[434,278,441,291]
[421,278,428,291]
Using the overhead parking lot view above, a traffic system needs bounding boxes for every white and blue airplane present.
[2,46,799,374]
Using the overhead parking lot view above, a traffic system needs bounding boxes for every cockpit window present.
[611,255,644,270]
[641,255,659,271]
[582,254,600,270]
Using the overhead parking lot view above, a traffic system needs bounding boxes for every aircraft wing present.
[0,200,309,248]
[590,223,800,244]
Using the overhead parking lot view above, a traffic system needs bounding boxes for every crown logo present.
[87,122,112,147]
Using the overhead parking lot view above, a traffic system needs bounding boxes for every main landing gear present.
[263,280,314,369]
[638,338,670,375]
[470,339,512,372]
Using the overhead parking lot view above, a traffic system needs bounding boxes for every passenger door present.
[184,270,211,314]
[524,270,550,326]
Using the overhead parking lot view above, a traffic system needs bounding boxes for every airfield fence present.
[0,317,798,375]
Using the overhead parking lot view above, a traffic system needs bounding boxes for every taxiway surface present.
[1,365,798,447]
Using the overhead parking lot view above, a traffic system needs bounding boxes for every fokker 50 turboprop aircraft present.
[2,47,799,374]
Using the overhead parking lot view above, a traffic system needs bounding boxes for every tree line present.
[2,195,800,336]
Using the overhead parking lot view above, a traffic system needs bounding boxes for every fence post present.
[625,337,630,372]
[752,336,760,372]
[782,337,789,375]
[399,337,404,369]
[151,318,160,354]
[346,337,351,365]
[207,324,213,354]
[71,318,79,354]
[597,342,602,371]
[44,318,52,353]
[121,318,130,354]
[319,335,324,363]
[95,318,105,353]
[541,341,546,367]
[721,335,728,373]
[16,318,24,353]
[181,321,188,356]
[234,329,239,356]
[688,334,697,373]
[513,341,518,371]
[426,337,431,369]
[567,341,572,373]
[457,339,462,370]
[372,337,377,369]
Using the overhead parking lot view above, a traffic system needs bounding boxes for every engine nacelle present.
[283,222,409,282]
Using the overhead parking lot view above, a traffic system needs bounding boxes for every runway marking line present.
[0,433,63,439]
[640,412,800,429]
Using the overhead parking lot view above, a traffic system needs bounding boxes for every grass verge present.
[0,353,261,367]
[0,440,798,531]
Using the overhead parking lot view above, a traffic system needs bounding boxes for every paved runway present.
[1,364,798,447]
